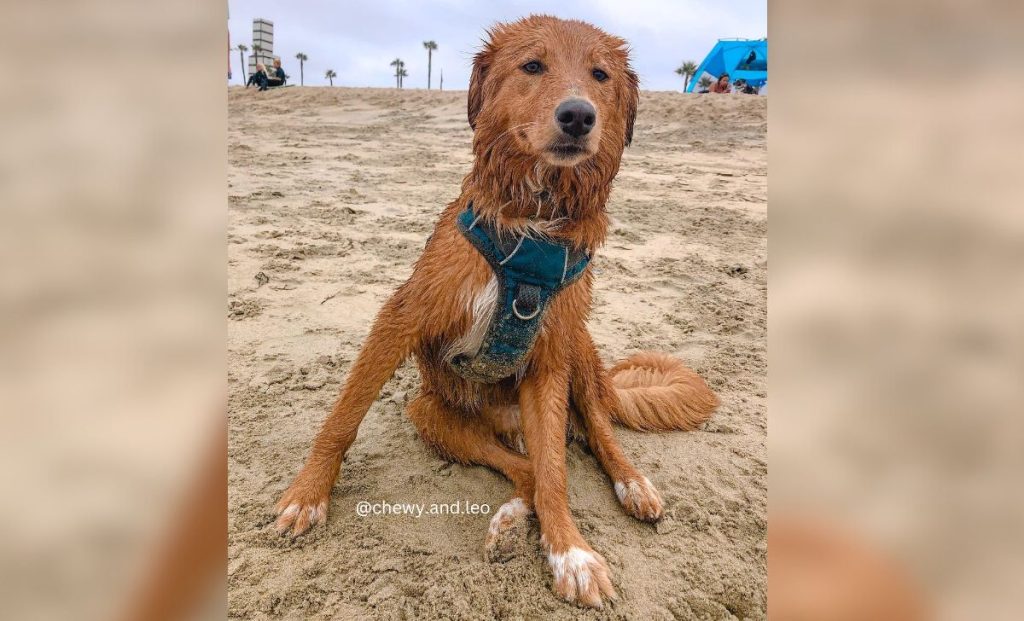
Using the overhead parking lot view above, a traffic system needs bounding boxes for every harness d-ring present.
[512,298,541,321]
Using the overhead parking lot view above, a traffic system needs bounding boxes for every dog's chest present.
[446,275,500,364]
[444,207,590,385]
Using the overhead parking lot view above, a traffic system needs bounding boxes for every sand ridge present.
[228,86,766,620]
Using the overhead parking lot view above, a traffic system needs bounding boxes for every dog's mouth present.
[546,142,589,160]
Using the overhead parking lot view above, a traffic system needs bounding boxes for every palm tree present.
[698,75,713,92]
[253,43,262,68]
[423,40,438,89]
[439,68,443,91]
[237,44,248,83]
[390,58,403,88]
[325,69,336,86]
[389,59,407,88]
[676,60,698,91]
[295,52,308,85]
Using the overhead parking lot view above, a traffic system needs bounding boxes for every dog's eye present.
[592,69,609,82]
[522,61,543,75]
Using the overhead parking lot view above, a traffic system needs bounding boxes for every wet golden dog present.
[275,15,718,609]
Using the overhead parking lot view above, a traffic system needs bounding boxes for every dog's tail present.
[608,352,718,431]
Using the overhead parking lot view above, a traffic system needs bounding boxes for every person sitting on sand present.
[267,59,287,87]
[710,73,731,93]
[247,63,269,91]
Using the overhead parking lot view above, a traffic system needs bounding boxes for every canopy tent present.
[686,38,767,92]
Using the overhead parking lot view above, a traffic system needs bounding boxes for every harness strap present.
[449,202,590,383]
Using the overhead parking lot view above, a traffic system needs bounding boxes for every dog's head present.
[468,16,639,169]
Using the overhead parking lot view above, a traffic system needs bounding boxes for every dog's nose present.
[555,99,596,138]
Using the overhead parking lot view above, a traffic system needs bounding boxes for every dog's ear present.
[624,67,640,146]
[467,45,493,130]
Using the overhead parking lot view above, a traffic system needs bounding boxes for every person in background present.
[738,80,759,95]
[710,73,731,93]
[247,63,269,91]
[734,78,758,94]
[267,58,286,87]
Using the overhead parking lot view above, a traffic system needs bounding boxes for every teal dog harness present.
[449,202,590,383]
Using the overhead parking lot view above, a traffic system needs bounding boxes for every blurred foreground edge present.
[118,420,227,621]
[770,515,929,621]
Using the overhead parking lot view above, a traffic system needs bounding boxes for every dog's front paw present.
[614,476,663,522]
[274,484,329,538]
[484,497,532,562]
[547,546,617,609]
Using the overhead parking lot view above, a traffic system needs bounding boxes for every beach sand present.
[228,86,766,620]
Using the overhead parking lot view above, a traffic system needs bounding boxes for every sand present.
[228,86,766,620]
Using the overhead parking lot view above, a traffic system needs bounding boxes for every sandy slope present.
[228,86,766,620]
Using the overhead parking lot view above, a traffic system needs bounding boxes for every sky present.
[228,0,765,91]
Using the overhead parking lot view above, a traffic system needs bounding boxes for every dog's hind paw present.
[614,476,663,522]
[484,497,532,562]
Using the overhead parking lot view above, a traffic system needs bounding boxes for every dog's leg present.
[572,332,664,522]
[406,392,535,560]
[275,294,413,537]
[519,338,616,609]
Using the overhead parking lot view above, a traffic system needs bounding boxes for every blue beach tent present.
[686,38,767,92]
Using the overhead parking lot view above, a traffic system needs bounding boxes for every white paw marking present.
[614,476,662,520]
[548,546,596,591]
[278,501,327,527]
[546,544,617,606]
[487,497,529,537]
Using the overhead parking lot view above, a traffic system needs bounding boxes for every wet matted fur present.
[274,15,718,609]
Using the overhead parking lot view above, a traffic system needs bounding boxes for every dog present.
[274,15,718,609]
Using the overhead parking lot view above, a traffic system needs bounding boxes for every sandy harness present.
[449,202,590,383]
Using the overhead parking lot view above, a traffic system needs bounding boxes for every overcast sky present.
[228,1,765,91]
